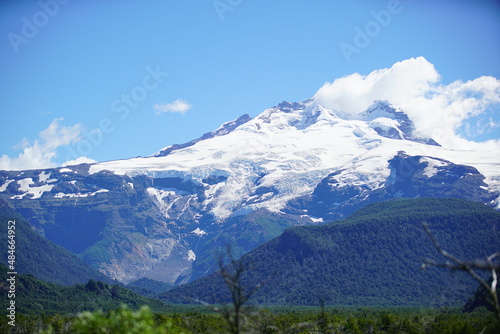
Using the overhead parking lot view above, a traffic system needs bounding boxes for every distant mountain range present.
[160,198,500,307]
[0,98,498,287]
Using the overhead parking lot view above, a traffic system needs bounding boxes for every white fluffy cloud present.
[0,118,87,171]
[154,99,192,115]
[314,57,500,148]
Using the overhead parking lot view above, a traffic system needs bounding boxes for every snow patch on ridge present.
[59,168,74,173]
[8,178,55,199]
[191,228,207,236]
[39,171,50,183]
[0,180,14,192]
[17,178,34,192]
[53,189,109,198]
[187,250,196,262]
[420,157,449,178]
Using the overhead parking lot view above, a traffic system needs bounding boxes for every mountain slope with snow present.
[89,99,500,217]
[1,99,499,284]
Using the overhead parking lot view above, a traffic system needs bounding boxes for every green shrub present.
[42,305,188,334]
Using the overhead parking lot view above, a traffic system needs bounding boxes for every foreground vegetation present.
[1,305,499,334]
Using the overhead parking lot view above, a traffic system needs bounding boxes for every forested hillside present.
[0,263,171,315]
[161,198,500,306]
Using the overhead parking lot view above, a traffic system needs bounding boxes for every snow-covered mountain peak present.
[89,98,443,178]
[276,100,305,113]
[360,100,407,121]
[355,100,440,146]
[256,99,421,135]
[151,98,436,166]
[84,95,478,222]
[251,99,343,132]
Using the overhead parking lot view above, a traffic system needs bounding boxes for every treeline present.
[0,263,171,315]
[1,306,498,334]
[126,277,174,298]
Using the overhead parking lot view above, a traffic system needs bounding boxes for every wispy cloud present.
[489,117,500,129]
[154,99,192,115]
[0,118,86,171]
[314,57,500,149]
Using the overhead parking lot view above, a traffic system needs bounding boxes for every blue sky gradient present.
[0,0,499,169]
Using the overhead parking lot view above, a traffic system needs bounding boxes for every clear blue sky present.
[1,0,499,169]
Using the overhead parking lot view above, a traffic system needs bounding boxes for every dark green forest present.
[161,198,500,306]
[0,263,171,315]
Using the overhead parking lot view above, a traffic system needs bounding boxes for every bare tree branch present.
[421,222,500,321]
[203,244,266,333]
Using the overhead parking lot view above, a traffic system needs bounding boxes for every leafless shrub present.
[421,222,499,320]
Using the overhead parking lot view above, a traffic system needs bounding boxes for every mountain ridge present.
[0,98,498,285]
[154,113,253,157]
